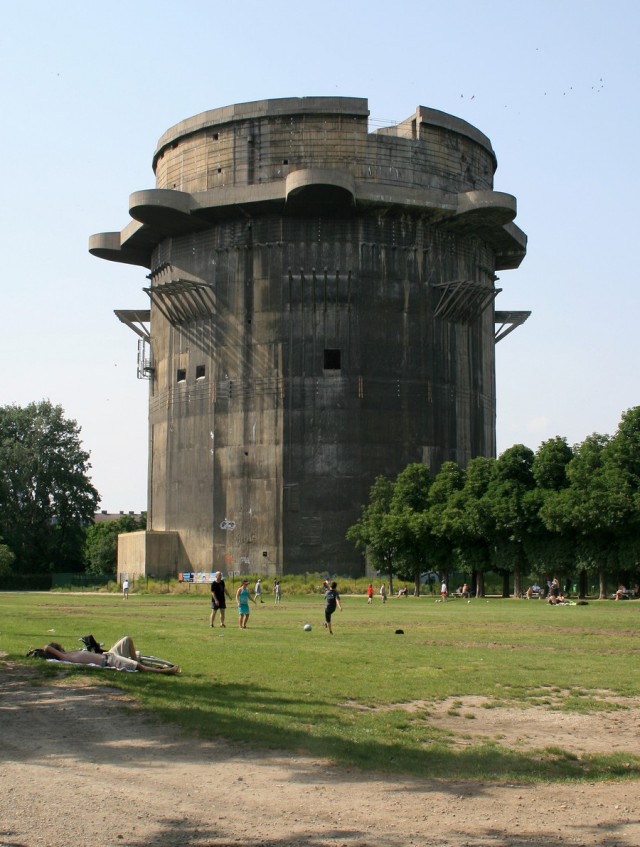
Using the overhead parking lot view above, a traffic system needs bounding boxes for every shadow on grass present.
[5,663,640,786]
[3,665,636,847]
[121,673,640,784]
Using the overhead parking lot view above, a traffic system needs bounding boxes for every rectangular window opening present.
[195,365,206,380]
[176,368,186,383]
[324,349,341,370]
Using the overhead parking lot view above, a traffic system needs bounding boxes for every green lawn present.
[2,591,639,783]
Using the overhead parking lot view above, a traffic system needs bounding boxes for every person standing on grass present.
[254,578,264,603]
[210,571,232,628]
[237,579,256,628]
[441,579,447,601]
[379,583,387,604]
[367,583,373,605]
[122,578,129,599]
[324,581,342,634]
[274,580,282,604]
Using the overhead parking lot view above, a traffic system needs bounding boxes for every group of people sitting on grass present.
[546,578,566,604]
[613,585,640,600]
[522,580,567,603]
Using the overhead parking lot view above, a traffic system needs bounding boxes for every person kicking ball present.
[323,581,342,634]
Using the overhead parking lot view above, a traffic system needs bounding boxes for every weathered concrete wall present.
[117,530,186,579]
[152,99,495,198]
[91,97,527,576]
[146,219,498,574]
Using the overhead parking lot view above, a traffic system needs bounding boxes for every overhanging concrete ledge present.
[285,169,356,204]
[455,190,517,226]
[129,189,208,234]
[88,231,150,266]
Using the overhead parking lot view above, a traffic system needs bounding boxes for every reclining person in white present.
[43,636,180,674]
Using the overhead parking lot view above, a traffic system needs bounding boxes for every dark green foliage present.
[0,539,15,578]
[532,436,573,490]
[390,464,435,589]
[84,513,147,576]
[347,407,640,596]
[346,475,397,584]
[0,401,99,572]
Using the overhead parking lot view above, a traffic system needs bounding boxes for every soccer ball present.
[303,623,312,632]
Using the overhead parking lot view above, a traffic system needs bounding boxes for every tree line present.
[2,400,640,595]
[347,407,640,599]
[0,401,144,583]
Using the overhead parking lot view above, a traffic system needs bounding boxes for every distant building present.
[90,96,529,578]
[93,511,144,524]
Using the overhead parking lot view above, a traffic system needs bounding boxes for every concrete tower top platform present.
[90,96,526,273]
[151,97,496,169]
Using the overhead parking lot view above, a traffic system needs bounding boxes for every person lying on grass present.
[42,636,180,674]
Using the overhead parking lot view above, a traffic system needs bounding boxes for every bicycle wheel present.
[138,655,175,669]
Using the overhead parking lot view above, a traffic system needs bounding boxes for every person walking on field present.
[367,584,373,605]
[441,580,448,601]
[122,578,129,599]
[237,579,257,628]
[379,583,387,604]
[254,578,264,603]
[210,571,232,628]
[324,581,342,634]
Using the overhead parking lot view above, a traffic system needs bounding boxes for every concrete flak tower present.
[90,96,528,577]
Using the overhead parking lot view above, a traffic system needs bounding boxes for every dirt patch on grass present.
[1,666,639,847]
[342,690,640,755]
[428,693,640,754]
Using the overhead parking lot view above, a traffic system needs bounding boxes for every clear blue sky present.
[1,0,637,511]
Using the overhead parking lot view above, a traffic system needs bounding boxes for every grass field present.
[2,590,639,783]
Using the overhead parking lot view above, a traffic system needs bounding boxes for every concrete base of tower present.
[116,530,188,581]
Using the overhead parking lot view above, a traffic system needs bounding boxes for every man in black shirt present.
[210,571,232,627]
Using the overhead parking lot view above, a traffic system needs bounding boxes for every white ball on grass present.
[303,623,312,631]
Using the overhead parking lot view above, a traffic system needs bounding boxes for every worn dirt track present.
[1,667,639,847]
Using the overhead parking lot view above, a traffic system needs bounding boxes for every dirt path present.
[1,667,639,847]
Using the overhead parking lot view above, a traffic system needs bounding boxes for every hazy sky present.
[1,1,637,511]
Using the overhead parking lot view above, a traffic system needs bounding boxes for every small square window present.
[196,365,206,380]
[177,368,186,382]
[324,349,341,370]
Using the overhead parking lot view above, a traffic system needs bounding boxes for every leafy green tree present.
[427,462,466,531]
[525,437,578,592]
[542,434,616,599]
[346,476,398,587]
[439,456,495,596]
[347,465,435,596]
[0,401,99,571]
[427,460,466,580]
[531,436,574,491]
[601,407,640,589]
[0,539,15,579]
[389,463,434,595]
[483,445,536,597]
[607,406,640,483]
[85,513,146,577]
